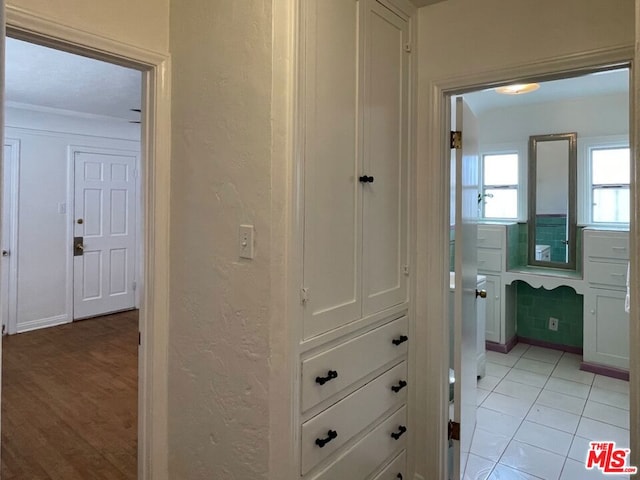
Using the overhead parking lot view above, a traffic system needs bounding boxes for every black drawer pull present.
[391,425,407,440]
[359,175,375,183]
[391,380,407,393]
[397,475,403,480]
[392,335,408,346]
[315,370,338,385]
[315,429,338,448]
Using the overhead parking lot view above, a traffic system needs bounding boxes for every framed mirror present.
[528,133,577,270]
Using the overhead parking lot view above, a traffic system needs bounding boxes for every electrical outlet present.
[548,317,559,331]
[239,224,255,259]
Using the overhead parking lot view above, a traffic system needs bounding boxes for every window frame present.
[479,144,527,221]
[578,135,630,227]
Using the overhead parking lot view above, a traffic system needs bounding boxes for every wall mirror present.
[528,132,577,269]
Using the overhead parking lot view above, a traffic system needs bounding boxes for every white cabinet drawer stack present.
[298,0,412,477]
[477,225,506,344]
[583,229,630,370]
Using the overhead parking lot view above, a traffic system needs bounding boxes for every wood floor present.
[1,310,138,480]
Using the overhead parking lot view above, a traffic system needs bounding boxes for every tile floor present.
[464,343,631,480]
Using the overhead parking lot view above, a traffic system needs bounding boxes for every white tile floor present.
[464,344,631,480]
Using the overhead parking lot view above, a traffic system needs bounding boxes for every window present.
[590,147,630,224]
[481,153,518,219]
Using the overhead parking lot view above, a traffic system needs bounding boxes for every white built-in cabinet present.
[583,229,629,370]
[298,0,411,478]
[302,0,409,341]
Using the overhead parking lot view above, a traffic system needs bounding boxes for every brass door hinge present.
[448,420,460,441]
[450,131,462,149]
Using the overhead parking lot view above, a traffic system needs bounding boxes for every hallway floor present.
[466,343,630,480]
[1,311,138,480]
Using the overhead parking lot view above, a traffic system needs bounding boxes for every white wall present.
[169,2,275,478]
[6,108,140,332]
[7,0,169,53]
[415,0,634,478]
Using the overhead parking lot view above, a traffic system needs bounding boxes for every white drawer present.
[478,249,502,273]
[587,261,628,290]
[301,362,407,475]
[301,316,409,412]
[477,227,503,249]
[372,450,407,480]
[585,232,629,261]
[310,407,407,480]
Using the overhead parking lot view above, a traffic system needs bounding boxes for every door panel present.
[362,0,408,316]
[302,0,362,339]
[452,98,479,479]
[74,150,136,319]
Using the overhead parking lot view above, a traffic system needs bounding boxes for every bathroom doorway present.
[449,65,633,479]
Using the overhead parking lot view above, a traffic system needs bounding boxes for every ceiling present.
[5,37,142,121]
[463,68,630,115]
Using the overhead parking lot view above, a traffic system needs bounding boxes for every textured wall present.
[7,0,169,53]
[169,1,274,478]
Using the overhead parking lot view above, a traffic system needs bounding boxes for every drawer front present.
[301,316,409,412]
[372,450,407,480]
[585,232,629,261]
[310,407,407,480]
[587,261,628,290]
[477,249,502,273]
[301,362,407,475]
[477,227,503,249]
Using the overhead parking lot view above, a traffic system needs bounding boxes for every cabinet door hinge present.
[300,287,309,305]
[448,420,460,441]
[404,43,411,53]
[403,265,410,276]
[450,131,462,150]
[138,332,141,346]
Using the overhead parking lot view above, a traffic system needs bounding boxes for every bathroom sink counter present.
[504,266,584,294]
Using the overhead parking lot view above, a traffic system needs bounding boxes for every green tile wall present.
[449,227,455,271]
[535,215,568,263]
[515,282,583,348]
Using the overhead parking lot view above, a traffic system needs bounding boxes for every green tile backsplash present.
[515,281,583,348]
[535,215,568,263]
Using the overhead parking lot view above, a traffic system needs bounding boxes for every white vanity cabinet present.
[298,0,412,477]
[477,225,507,344]
[583,229,630,370]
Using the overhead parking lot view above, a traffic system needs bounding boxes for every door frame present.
[68,145,141,320]
[414,45,636,479]
[4,7,171,480]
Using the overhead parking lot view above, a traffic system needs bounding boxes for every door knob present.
[476,289,487,298]
[74,237,85,256]
[1,250,8,257]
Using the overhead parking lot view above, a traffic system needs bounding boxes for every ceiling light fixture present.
[495,83,540,95]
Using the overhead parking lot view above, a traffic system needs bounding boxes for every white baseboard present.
[17,314,70,333]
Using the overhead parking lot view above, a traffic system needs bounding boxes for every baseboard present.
[580,361,629,381]
[517,336,583,355]
[16,314,70,333]
[485,335,517,354]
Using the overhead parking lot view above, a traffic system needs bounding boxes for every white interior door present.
[1,139,19,334]
[452,97,479,479]
[73,149,137,320]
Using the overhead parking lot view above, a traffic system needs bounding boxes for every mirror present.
[528,133,577,269]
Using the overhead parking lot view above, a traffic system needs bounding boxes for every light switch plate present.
[239,224,255,259]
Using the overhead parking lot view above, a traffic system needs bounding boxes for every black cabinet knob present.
[391,425,407,440]
[315,370,338,385]
[358,175,375,183]
[397,475,403,480]
[392,335,408,346]
[391,380,408,393]
[315,429,338,448]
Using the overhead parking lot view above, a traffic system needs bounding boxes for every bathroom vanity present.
[477,223,629,374]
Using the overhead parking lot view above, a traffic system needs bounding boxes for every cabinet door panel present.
[362,1,408,316]
[484,275,500,344]
[302,0,363,339]
[584,289,629,369]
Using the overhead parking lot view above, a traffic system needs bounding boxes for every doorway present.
[448,66,633,479]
